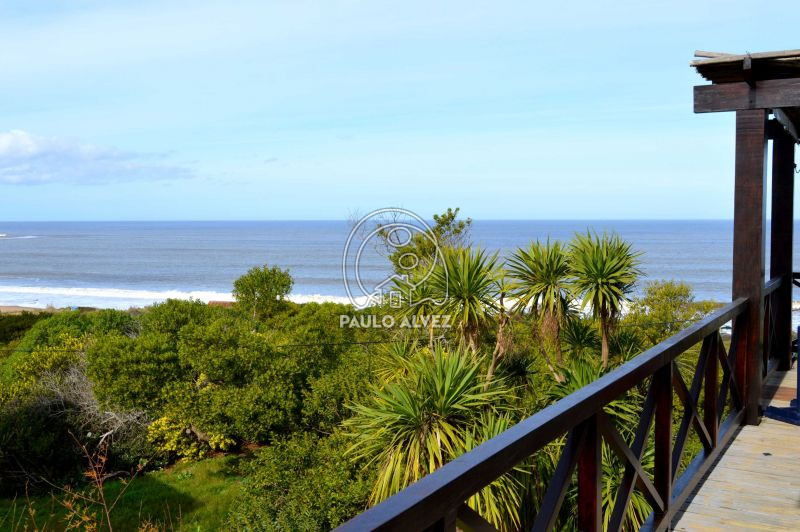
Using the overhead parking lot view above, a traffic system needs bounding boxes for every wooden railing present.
[339,297,754,532]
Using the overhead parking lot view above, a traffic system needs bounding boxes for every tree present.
[232,265,293,320]
[377,207,472,273]
[569,232,641,369]
[626,280,717,347]
[507,240,571,375]
[430,247,499,352]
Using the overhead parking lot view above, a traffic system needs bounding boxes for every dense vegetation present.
[0,210,718,531]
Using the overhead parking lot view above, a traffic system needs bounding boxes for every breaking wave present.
[0,285,357,310]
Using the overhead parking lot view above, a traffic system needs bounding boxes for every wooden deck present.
[673,364,800,531]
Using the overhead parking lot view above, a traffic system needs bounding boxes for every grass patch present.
[0,454,249,531]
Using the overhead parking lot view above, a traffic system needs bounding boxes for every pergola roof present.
[692,49,800,141]
[692,49,800,83]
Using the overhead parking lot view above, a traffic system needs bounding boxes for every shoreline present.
[0,305,53,315]
[0,293,355,313]
[1,282,799,316]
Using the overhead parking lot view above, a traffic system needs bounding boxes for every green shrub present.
[0,312,51,346]
[87,332,182,412]
[0,400,83,496]
[625,280,717,346]
[14,310,136,353]
[301,348,373,432]
[146,415,234,462]
[233,265,293,320]
[0,335,87,403]
[139,298,217,339]
[227,432,372,530]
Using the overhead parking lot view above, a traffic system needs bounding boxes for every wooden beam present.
[771,130,796,371]
[531,427,583,531]
[732,109,768,426]
[773,109,800,142]
[694,50,734,59]
[694,78,800,113]
[456,504,497,532]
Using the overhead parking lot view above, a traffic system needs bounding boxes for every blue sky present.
[0,0,797,221]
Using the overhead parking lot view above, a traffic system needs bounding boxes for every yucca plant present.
[546,358,642,429]
[609,328,645,364]
[390,272,447,350]
[431,247,500,353]
[569,232,641,368]
[372,337,419,385]
[560,317,600,360]
[486,273,513,387]
[507,240,571,382]
[344,345,520,527]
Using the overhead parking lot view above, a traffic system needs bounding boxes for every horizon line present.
[0,218,749,223]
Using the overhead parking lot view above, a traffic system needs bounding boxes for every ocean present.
[0,220,797,313]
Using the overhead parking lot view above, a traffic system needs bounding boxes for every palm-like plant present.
[569,232,641,368]
[390,272,446,350]
[507,240,571,382]
[431,247,500,353]
[344,345,520,528]
[486,273,513,387]
[609,328,645,364]
[560,317,600,360]
[461,412,525,530]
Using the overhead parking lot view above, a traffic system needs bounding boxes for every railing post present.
[653,362,673,524]
[770,128,795,372]
[424,508,457,532]
[577,414,601,532]
[704,334,719,448]
[732,108,768,425]
[762,295,771,374]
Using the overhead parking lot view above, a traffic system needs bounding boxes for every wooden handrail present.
[339,298,749,531]
[764,275,782,296]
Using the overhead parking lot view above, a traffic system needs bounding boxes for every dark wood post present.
[704,335,719,447]
[653,362,673,524]
[732,109,768,425]
[577,415,601,531]
[771,129,796,371]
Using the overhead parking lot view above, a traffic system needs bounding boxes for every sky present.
[0,0,798,221]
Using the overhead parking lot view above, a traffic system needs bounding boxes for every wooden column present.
[732,109,769,425]
[577,415,601,531]
[653,362,673,524]
[770,129,796,371]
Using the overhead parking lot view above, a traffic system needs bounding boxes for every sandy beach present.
[0,305,52,314]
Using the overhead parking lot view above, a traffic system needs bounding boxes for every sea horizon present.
[2,219,798,313]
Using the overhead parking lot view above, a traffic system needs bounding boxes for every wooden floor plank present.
[673,365,800,531]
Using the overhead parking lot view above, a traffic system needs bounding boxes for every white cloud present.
[0,130,192,185]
